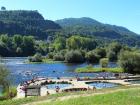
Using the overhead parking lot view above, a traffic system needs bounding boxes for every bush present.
[28,53,42,62]
[3,87,17,99]
[94,48,106,58]
[100,58,109,68]
[53,54,65,61]
[107,50,117,62]
[119,51,140,73]
[0,65,11,100]
[65,50,85,63]
[47,52,54,59]
[86,51,100,63]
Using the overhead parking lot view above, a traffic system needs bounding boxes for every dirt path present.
[22,87,138,105]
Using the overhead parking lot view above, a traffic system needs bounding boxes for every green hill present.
[0,10,61,39]
[56,17,140,46]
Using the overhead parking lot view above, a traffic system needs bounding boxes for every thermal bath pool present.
[86,81,120,89]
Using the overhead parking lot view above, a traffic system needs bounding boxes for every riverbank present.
[75,66,124,73]
[27,58,65,64]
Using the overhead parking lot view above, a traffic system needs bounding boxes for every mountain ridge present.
[55,17,138,37]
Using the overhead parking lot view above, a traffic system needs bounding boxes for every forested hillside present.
[0,10,61,39]
[0,10,140,57]
[56,17,140,46]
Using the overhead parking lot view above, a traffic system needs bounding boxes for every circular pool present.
[46,83,72,89]
[86,81,120,89]
[127,79,140,84]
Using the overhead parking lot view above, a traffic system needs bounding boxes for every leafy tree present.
[107,50,117,62]
[1,7,6,11]
[119,51,140,73]
[107,42,122,61]
[65,50,85,63]
[53,37,66,51]
[100,58,109,68]
[35,41,49,55]
[66,36,97,50]
[22,36,35,56]
[53,53,65,61]
[28,53,42,62]
[94,48,106,58]
[47,52,54,59]
[86,51,100,63]
[0,65,10,95]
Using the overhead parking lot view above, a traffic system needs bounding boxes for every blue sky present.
[0,0,140,34]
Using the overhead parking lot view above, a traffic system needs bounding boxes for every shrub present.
[65,50,85,63]
[28,53,42,62]
[3,87,17,99]
[53,54,65,61]
[118,51,140,73]
[94,48,106,58]
[47,52,54,59]
[100,58,109,68]
[86,51,100,63]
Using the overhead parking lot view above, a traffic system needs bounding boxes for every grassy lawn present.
[0,86,139,105]
[39,88,140,105]
[75,66,124,73]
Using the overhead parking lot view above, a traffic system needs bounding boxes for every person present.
[47,91,50,95]
[88,86,90,90]
[93,86,96,91]
[56,86,60,93]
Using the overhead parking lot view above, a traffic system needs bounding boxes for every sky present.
[0,0,140,34]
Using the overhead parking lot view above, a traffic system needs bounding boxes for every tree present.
[118,51,140,73]
[65,50,85,63]
[0,65,10,95]
[86,51,100,63]
[66,36,97,50]
[100,58,109,68]
[94,48,106,58]
[28,53,42,62]
[107,42,122,61]
[35,41,49,55]
[1,7,6,11]
[22,36,35,56]
[53,53,65,61]
[53,37,66,51]
[107,50,117,62]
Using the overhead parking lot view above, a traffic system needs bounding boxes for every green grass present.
[39,88,140,105]
[0,86,139,105]
[75,66,124,73]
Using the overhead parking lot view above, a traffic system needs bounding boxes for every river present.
[1,57,118,85]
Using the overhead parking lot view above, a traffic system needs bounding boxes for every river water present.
[1,57,118,85]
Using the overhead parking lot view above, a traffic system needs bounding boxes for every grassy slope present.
[0,86,139,105]
[39,88,140,105]
[75,66,124,73]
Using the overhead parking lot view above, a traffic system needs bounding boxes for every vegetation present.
[119,51,140,74]
[56,17,140,47]
[0,86,138,105]
[0,35,35,56]
[0,65,10,94]
[0,65,16,100]
[39,88,140,105]
[0,10,61,39]
[65,50,84,63]
[0,10,140,75]
[28,53,42,62]
[75,65,123,73]
[100,58,109,68]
